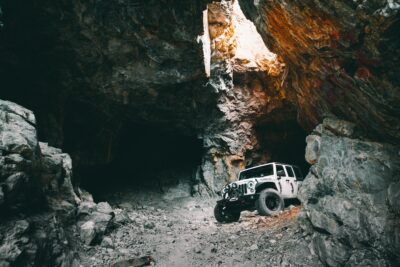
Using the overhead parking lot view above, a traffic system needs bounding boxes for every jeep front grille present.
[238,184,247,195]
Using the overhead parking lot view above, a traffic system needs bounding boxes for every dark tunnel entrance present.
[78,124,204,202]
[252,119,310,176]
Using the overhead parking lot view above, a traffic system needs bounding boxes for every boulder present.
[80,221,96,245]
[78,198,115,245]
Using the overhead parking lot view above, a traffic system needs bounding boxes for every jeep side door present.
[275,164,291,198]
[284,165,298,198]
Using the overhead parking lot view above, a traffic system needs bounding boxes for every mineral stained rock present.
[299,119,400,266]
[239,0,400,143]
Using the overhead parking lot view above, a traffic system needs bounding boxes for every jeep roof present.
[238,162,303,180]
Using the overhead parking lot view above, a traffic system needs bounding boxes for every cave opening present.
[252,119,310,176]
[78,123,204,202]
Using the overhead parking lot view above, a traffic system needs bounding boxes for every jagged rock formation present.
[0,100,121,266]
[0,100,79,266]
[299,119,400,266]
[199,0,305,192]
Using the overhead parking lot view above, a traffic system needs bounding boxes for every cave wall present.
[1,0,304,194]
[300,119,400,266]
[0,0,217,171]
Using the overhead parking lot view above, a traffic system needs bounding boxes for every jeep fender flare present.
[255,182,279,194]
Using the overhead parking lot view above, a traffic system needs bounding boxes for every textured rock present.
[299,119,400,266]
[39,142,79,218]
[0,100,41,212]
[80,221,96,246]
[0,100,81,266]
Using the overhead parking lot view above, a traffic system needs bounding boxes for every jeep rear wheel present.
[214,203,240,223]
[256,188,284,216]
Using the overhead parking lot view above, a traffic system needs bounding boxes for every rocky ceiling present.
[1,0,399,191]
[239,0,400,143]
[1,0,215,176]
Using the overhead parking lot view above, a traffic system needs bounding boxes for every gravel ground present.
[78,189,320,267]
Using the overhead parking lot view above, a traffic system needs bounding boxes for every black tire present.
[256,188,284,216]
[214,203,240,223]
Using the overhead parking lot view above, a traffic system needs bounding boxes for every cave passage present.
[79,123,204,201]
[254,120,310,176]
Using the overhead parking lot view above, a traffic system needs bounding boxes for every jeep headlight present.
[248,181,255,188]
[231,183,238,189]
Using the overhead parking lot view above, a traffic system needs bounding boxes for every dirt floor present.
[79,188,320,267]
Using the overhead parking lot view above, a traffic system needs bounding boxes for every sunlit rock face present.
[239,0,400,143]
[197,0,309,192]
[208,1,283,74]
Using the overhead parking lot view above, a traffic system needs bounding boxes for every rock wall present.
[299,119,400,266]
[0,100,128,266]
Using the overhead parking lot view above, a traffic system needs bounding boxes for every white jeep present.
[214,162,304,223]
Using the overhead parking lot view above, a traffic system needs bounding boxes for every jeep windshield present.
[239,164,274,180]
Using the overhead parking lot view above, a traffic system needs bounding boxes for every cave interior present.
[78,123,204,201]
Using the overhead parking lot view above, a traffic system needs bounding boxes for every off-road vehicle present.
[214,162,304,223]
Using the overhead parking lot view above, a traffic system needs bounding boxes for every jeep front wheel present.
[256,188,284,216]
[214,203,240,223]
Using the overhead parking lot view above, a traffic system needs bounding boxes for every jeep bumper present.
[218,195,259,212]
